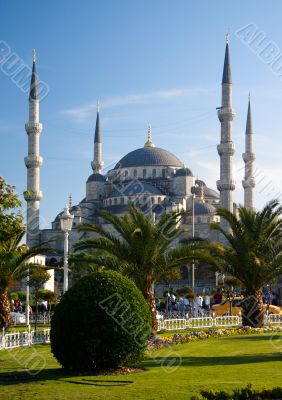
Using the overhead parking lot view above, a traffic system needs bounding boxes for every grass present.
[0,333,281,399]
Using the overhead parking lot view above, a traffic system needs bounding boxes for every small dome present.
[175,167,193,177]
[195,179,206,187]
[87,173,106,183]
[194,202,216,215]
[110,182,164,197]
[114,146,183,169]
[71,205,81,212]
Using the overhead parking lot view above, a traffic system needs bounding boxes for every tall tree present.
[0,177,23,243]
[0,177,49,329]
[74,205,208,336]
[0,231,48,328]
[208,199,282,327]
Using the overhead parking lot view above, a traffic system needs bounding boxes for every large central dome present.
[114,146,183,169]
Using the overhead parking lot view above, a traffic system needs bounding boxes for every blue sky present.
[1,0,282,228]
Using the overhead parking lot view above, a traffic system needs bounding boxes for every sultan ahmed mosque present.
[24,37,255,290]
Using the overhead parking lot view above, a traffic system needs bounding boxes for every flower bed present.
[148,326,282,351]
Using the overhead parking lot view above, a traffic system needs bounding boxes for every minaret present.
[24,50,43,247]
[91,102,104,173]
[217,34,236,225]
[242,94,255,210]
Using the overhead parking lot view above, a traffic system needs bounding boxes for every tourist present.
[194,294,203,317]
[183,297,190,316]
[204,294,211,313]
[213,289,223,304]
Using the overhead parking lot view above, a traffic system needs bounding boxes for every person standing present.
[204,295,211,314]
[194,294,203,317]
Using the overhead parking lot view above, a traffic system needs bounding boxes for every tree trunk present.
[0,290,11,329]
[241,289,264,328]
[144,284,158,337]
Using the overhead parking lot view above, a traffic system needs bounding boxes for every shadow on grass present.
[0,368,134,386]
[227,335,282,341]
[143,352,282,368]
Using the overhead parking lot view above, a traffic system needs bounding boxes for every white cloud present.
[63,85,217,122]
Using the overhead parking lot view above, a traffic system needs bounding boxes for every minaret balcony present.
[216,179,236,191]
[217,107,236,122]
[242,152,256,163]
[25,122,43,135]
[217,142,236,156]
[242,178,255,189]
[24,190,43,201]
[24,155,43,168]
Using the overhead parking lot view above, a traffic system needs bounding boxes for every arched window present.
[162,169,166,178]
[109,199,112,206]
[143,169,147,179]
[121,198,124,205]
[114,198,118,205]
[158,197,162,203]
[151,197,155,204]
[124,170,128,178]
[152,169,156,178]
[134,169,137,178]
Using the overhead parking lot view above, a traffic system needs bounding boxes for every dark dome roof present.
[114,147,182,169]
[71,205,81,212]
[194,185,219,199]
[87,173,106,183]
[175,167,193,177]
[194,202,216,215]
[110,182,164,197]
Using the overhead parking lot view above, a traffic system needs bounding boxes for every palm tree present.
[208,199,282,327]
[74,205,208,336]
[0,230,48,329]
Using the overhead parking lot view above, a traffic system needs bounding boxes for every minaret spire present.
[217,36,236,229]
[91,102,104,173]
[242,94,255,211]
[24,49,43,247]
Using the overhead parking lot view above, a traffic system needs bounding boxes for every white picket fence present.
[157,314,282,331]
[1,315,281,350]
[11,312,52,326]
[0,329,50,350]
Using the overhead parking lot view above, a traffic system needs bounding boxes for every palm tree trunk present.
[241,289,264,328]
[143,284,158,337]
[0,290,11,329]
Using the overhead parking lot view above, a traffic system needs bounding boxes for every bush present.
[50,270,151,372]
[191,384,282,399]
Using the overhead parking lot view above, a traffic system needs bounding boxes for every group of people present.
[155,292,213,317]
[11,298,48,314]
[155,288,236,317]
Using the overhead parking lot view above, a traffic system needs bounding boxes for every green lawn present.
[0,333,281,400]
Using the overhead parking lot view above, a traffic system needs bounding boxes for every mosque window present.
[134,169,137,178]
[143,169,147,179]
[152,169,156,178]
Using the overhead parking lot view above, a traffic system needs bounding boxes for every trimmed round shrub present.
[51,270,151,371]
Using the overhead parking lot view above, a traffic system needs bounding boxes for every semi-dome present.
[114,146,183,169]
[175,167,193,177]
[86,173,106,183]
[194,202,216,215]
